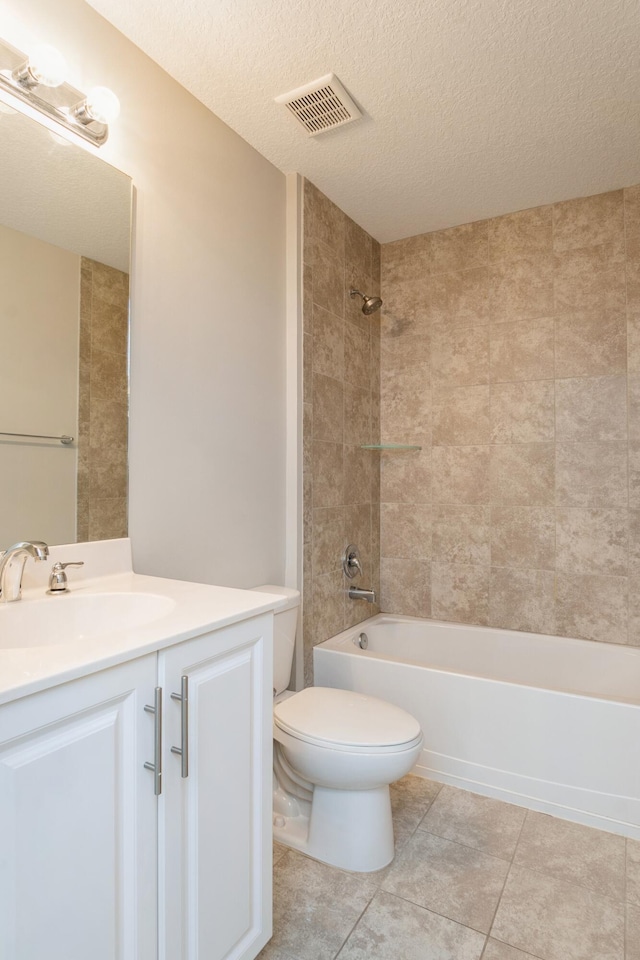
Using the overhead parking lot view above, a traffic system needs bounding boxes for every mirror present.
[0,105,132,546]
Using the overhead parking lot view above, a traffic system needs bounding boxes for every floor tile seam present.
[361,886,494,940]
[495,855,627,910]
[484,933,548,960]
[331,882,380,960]
[413,821,517,864]
[483,812,530,947]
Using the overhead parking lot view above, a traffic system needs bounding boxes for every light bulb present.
[28,44,67,88]
[85,86,120,124]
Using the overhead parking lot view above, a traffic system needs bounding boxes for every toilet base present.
[273,783,395,873]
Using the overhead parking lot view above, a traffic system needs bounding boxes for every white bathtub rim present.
[320,613,640,706]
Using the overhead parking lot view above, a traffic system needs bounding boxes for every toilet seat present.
[273,686,421,753]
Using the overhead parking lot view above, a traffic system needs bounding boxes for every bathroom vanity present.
[0,539,278,960]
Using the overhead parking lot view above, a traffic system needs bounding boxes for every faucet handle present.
[47,560,84,595]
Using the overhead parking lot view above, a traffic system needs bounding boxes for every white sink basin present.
[0,592,176,649]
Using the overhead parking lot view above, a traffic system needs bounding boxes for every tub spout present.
[348,586,377,603]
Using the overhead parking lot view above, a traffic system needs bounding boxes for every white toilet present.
[252,585,423,873]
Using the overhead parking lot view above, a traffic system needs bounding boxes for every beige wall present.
[0,224,79,545]
[380,186,640,645]
[0,0,286,586]
[77,257,129,542]
[302,180,381,682]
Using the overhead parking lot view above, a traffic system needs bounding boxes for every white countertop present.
[0,538,284,706]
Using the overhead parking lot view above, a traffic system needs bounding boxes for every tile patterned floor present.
[259,776,639,960]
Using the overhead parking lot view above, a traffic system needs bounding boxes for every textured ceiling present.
[87,0,640,242]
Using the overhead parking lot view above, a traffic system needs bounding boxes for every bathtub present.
[314,614,640,839]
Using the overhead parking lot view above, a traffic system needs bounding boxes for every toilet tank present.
[251,585,300,696]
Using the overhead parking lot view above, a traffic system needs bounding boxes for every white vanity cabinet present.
[159,615,272,960]
[0,610,273,960]
[0,655,159,960]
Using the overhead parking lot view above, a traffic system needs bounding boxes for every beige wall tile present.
[88,498,127,541]
[556,573,628,644]
[490,318,554,383]
[555,441,628,506]
[628,314,640,374]
[381,364,431,443]
[344,322,370,387]
[313,305,344,379]
[489,443,554,505]
[380,558,431,617]
[381,449,432,503]
[630,512,640,576]
[628,262,640,313]
[372,240,381,283]
[431,562,489,624]
[345,502,372,553]
[303,264,313,333]
[91,298,128,354]
[489,256,554,322]
[553,244,626,314]
[430,266,489,324]
[312,570,345,645]
[312,506,345,579]
[556,507,627,576]
[555,375,627,442]
[491,506,555,569]
[489,568,555,634]
[344,445,373,505]
[433,384,491,445]
[89,399,128,454]
[428,220,488,272]
[553,190,624,253]
[432,446,491,504]
[555,311,626,378]
[312,238,344,317]
[626,186,640,263]
[344,383,371,445]
[312,441,343,507]
[490,380,555,443]
[381,502,432,560]
[303,332,313,403]
[345,217,372,275]
[432,505,490,565]
[432,323,489,385]
[379,276,430,338]
[381,334,431,372]
[488,206,553,263]
[306,181,345,258]
[90,350,128,403]
[88,459,127,501]
[629,576,640,646]
[313,374,343,442]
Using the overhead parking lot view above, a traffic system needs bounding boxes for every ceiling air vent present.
[275,73,362,137]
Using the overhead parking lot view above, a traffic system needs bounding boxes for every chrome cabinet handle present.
[170,675,189,778]
[144,686,163,795]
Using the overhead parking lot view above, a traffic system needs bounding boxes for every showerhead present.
[350,288,383,315]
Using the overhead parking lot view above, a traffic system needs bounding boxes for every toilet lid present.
[273,687,421,748]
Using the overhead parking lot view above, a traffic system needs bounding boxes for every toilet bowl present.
[252,585,424,873]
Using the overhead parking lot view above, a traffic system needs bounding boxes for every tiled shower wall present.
[77,257,129,542]
[379,186,640,645]
[302,180,381,683]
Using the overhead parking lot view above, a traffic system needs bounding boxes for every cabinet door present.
[159,613,273,960]
[0,656,158,960]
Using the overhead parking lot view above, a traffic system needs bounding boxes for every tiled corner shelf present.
[360,444,422,451]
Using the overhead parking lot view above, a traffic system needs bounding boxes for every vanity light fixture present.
[13,44,68,89]
[0,37,119,146]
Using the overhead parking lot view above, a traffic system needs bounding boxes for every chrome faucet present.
[348,586,377,603]
[0,541,49,602]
